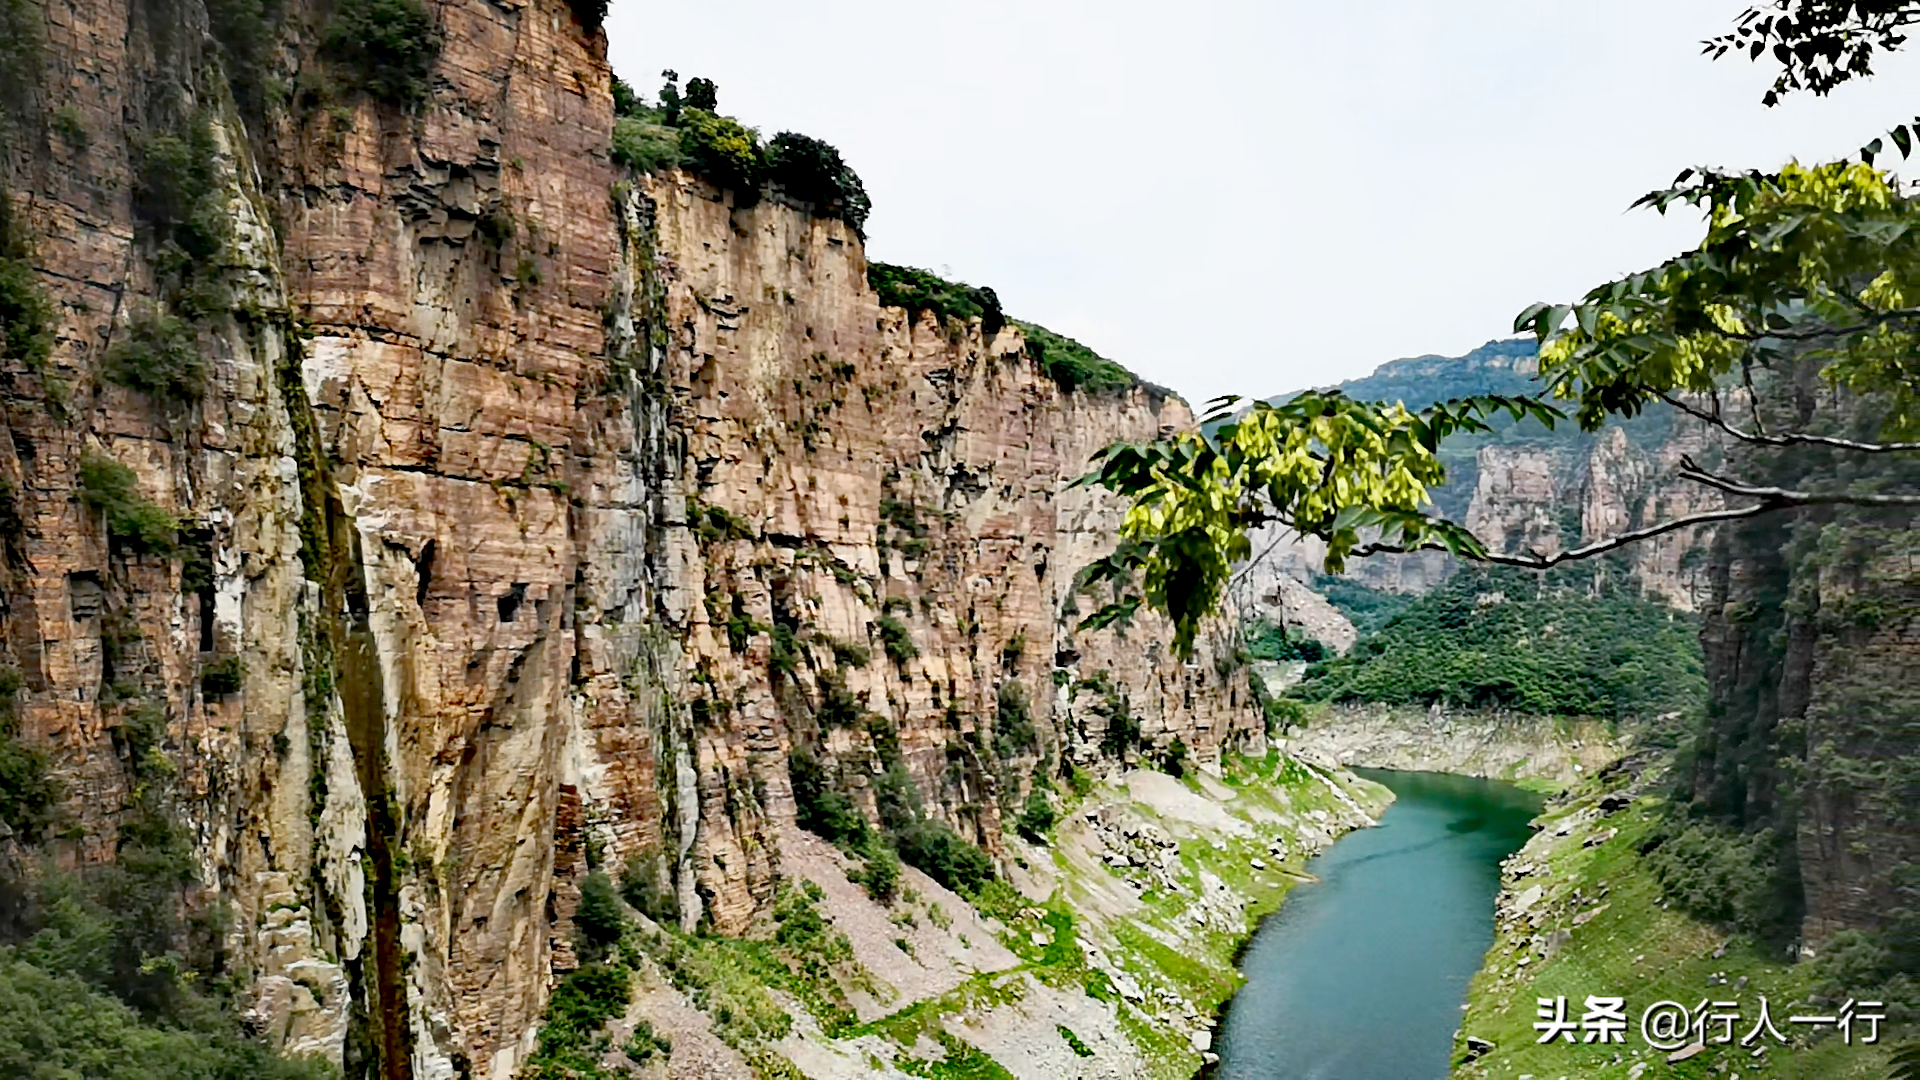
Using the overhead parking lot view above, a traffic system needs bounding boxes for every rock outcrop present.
[0,2,1259,1075]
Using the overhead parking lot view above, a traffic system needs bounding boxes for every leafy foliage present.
[105,310,205,403]
[131,118,230,310]
[618,852,677,926]
[867,263,1005,337]
[1708,1,1920,104]
[1244,620,1325,663]
[77,452,178,555]
[875,614,917,664]
[322,0,440,107]
[573,871,625,960]
[1516,158,1920,438]
[0,668,55,839]
[1311,575,1415,637]
[1016,319,1142,395]
[611,117,684,174]
[674,109,762,196]
[765,133,871,233]
[1642,818,1801,946]
[991,681,1037,761]
[1293,567,1705,719]
[1077,390,1562,656]
[1015,788,1056,842]
[0,957,333,1080]
[525,963,631,1079]
[0,197,51,376]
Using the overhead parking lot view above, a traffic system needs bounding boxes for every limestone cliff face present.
[0,1,1256,1074]
[625,171,1259,937]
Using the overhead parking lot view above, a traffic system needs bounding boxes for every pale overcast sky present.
[603,1,1920,404]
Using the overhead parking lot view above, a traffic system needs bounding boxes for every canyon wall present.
[1237,389,1724,636]
[0,1,1258,1075]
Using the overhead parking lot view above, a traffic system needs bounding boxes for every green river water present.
[1211,768,1543,1079]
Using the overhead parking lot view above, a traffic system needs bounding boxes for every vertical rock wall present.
[1,1,1257,1074]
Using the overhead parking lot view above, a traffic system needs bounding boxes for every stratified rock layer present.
[1,0,1257,1073]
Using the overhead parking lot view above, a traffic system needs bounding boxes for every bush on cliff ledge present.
[323,0,440,107]
[867,262,1005,337]
[764,132,871,234]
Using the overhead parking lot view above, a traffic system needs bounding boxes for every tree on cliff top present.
[1077,3,1920,658]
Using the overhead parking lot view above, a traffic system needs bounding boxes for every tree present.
[1710,1,1920,104]
[684,76,718,113]
[659,69,681,125]
[1078,7,1920,658]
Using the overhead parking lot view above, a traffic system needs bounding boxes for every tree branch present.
[1659,392,1920,453]
[1348,462,1917,570]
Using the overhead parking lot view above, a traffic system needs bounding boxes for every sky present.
[603,1,1920,404]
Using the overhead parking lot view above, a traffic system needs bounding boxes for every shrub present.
[323,0,441,107]
[0,199,52,375]
[132,119,229,305]
[0,668,55,838]
[764,132,870,234]
[1158,736,1188,779]
[0,255,50,372]
[826,637,870,669]
[623,1019,671,1064]
[1297,566,1704,719]
[868,262,1004,336]
[1246,620,1326,663]
[564,0,606,31]
[200,656,243,696]
[683,76,717,112]
[612,76,642,118]
[77,452,177,554]
[1097,692,1140,759]
[612,116,684,174]
[893,818,994,896]
[1016,789,1056,843]
[105,310,204,403]
[532,963,631,1068]
[1016,319,1139,395]
[574,870,625,957]
[675,109,761,196]
[993,681,1037,761]
[847,846,900,902]
[789,750,869,847]
[1643,818,1799,946]
[619,853,678,925]
[875,614,917,664]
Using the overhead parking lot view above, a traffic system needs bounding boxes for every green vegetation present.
[77,452,178,555]
[1015,319,1142,395]
[573,870,626,960]
[0,196,52,378]
[1,666,332,1077]
[0,668,55,841]
[875,614,917,664]
[867,263,1004,337]
[104,309,205,403]
[1455,772,1893,1079]
[1244,620,1325,663]
[1292,567,1703,720]
[1311,575,1415,637]
[199,656,243,696]
[131,117,229,311]
[322,0,440,107]
[1015,788,1056,842]
[523,963,632,1080]
[611,116,684,174]
[991,681,1037,761]
[764,132,871,234]
[617,852,677,925]
[675,109,761,195]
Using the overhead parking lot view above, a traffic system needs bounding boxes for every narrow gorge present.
[1,0,1912,1077]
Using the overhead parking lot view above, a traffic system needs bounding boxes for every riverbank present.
[1278,703,1635,788]
[1451,755,1896,1079]
[582,751,1389,1078]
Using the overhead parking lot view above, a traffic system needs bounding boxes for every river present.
[1211,768,1543,1079]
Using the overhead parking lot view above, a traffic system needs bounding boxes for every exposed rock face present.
[1279,704,1631,786]
[1,1,1257,1074]
[1239,410,1722,623]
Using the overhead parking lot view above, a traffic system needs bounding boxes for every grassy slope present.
[1453,763,1894,1079]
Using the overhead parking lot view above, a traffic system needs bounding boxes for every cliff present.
[1235,341,1724,637]
[0,2,1259,1076]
